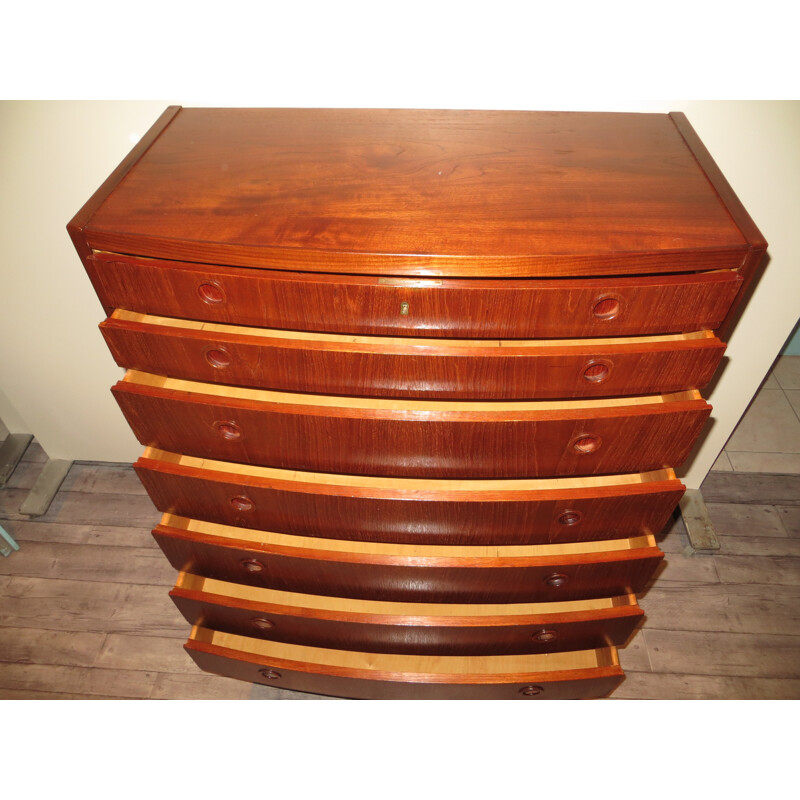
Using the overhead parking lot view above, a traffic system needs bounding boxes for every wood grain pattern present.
[135,451,685,545]
[169,574,642,655]
[185,627,623,699]
[114,380,711,479]
[152,519,664,603]
[87,252,743,339]
[102,311,726,399]
[81,108,749,278]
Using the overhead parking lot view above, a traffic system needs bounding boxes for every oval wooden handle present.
[544,573,569,588]
[252,618,275,631]
[533,629,558,643]
[592,296,621,320]
[572,434,601,454]
[557,510,582,526]
[205,347,232,368]
[215,421,242,441]
[230,496,255,512]
[197,281,225,305]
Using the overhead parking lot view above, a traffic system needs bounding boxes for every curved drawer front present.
[87,252,741,338]
[185,627,623,699]
[171,573,643,655]
[102,311,726,399]
[153,516,664,603]
[115,372,711,478]
[136,449,684,545]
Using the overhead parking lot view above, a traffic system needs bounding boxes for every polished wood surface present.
[87,253,742,338]
[170,574,643,655]
[103,311,726,399]
[668,112,768,341]
[80,109,748,277]
[185,627,623,699]
[115,374,711,478]
[64,108,768,698]
[153,517,664,603]
[135,450,684,544]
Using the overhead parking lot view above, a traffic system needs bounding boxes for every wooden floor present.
[1,439,800,700]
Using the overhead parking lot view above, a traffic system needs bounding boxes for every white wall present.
[1,100,798,486]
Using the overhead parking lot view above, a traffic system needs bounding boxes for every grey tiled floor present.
[714,356,800,475]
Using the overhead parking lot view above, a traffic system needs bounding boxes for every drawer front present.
[136,450,684,545]
[152,520,664,603]
[185,628,624,699]
[102,312,726,399]
[115,374,710,478]
[170,575,644,655]
[88,252,742,338]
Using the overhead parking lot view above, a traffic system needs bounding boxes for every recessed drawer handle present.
[592,295,621,320]
[582,359,612,383]
[557,510,582,526]
[197,280,226,305]
[240,559,265,573]
[533,630,558,643]
[214,420,242,441]
[252,617,275,631]
[230,495,255,512]
[259,669,281,681]
[544,573,569,588]
[571,434,601,454]
[519,685,544,697]
[205,346,232,369]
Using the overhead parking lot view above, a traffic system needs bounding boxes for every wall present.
[1,100,798,486]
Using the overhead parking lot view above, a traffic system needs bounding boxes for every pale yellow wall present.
[1,100,798,486]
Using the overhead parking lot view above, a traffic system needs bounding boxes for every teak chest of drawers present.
[68,107,766,699]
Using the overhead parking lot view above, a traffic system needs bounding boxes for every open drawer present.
[153,515,664,603]
[171,572,643,655]
[115,371,711,478]
[102,310,726,399]
[185,626,624,699]
[136,448,684,545]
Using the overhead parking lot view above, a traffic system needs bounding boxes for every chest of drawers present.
[68,107,766,699]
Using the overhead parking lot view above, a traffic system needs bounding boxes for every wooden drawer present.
[171,573,643,655]
[185,626,623,699]
[136,448,684,545]
[87,252,742,338]
[153,515,664,603]
[102,310,726,399]
[115,371,710,479]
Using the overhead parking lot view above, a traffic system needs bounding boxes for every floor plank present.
[2,519,159,548]
[701,472,800,506]
[707,503,789,538]
[0,663,158,699]
[0,541,177,585]
[0,487,160,527]
[151,672,253,700]
[639,583,800,636]
[0,576,186,638]
[611,671,800,700]
[714,555,800,586]
[643,629,800,679]
[95,633,204,675]
[0,627,107,668]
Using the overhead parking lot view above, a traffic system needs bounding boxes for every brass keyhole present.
[400,302,410,315]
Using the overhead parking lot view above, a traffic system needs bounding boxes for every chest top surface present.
[81,107,751,276]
